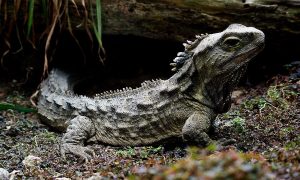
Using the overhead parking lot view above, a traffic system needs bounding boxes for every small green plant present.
[36,130,58,144]
[267,86,287,108]
[116,146,163,158]
[148,146,163,154]
[278,126,294,140]
[242,84,298,113]
[222,110,240,119]
[284,135,300,150]
[231,117,246,133]
[116,147,136,158]
[16,118,34,130]
[243,97,268,111]
[206,143,217,152]
[267,86,280,100]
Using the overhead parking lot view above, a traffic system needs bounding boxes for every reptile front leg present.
[182,112,213,146]
[61,115,96,162]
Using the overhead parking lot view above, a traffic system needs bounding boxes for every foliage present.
[36,130,58,144]
[231,117,246,133]
[243,97,268,111]
[0,0,105,77]
[242,83,298,112]
[216,77,300,179]
[131,148,274,179]
[266,85,288,109]
[221,111,246,134]
[0,88,36,113]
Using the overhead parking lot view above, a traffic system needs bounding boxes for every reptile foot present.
[61,143,95,163]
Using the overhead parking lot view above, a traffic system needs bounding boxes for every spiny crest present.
[95,79,162,99]
[141,79,161,88]
[170,33,209,72]
[184,33,209,51]
[95,87,133,98]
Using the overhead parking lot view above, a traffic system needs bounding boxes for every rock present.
[0,168,9,180]
[232,90,245,104]
[87,173,104,180]
[22,155,42,168]
[231,90,244,99]
[9,170,21,180]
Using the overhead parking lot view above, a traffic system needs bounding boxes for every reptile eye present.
[223,37,241,47]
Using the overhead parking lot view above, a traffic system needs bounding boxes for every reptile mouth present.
[235,43,264,64]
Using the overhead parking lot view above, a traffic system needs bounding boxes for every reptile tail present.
[37,69,75,131]
[40,69,75,96]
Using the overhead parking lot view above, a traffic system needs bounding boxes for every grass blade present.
[0,102,37,113]
[27,0,35,37]
[95,0,102,47]
[41,0,48,24]
[90,0,103,48]
[89,0,105,61]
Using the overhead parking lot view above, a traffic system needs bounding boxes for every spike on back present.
[170,33,209,71]
[95,79,162,99]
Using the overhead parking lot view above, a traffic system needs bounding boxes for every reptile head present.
[192,24,265,73]
[176,24,265,113]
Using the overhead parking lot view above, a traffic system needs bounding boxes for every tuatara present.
[38,24,265,161]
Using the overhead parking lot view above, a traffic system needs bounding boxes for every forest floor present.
[0,63,299,179]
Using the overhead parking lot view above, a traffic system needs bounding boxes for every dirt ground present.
[0,63,299,179]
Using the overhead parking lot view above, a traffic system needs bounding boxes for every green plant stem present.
[27,0,35,37]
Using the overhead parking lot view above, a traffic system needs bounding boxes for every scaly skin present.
[38,24,265,161]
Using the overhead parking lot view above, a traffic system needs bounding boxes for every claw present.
[170,63,177,66]
[61,143,95,163]
[187,40,193,44]
[183,43,189,48]
[177,52,186,57]
[173,57,185,63]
